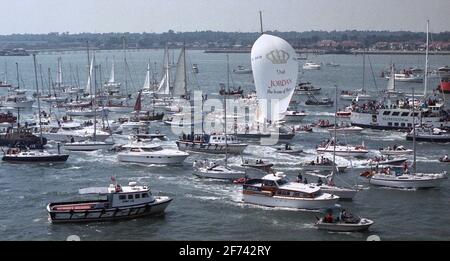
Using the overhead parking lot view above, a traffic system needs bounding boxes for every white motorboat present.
[364,155,408,166]
[340,91,372,101]
[302,61,321,70]
[327,125,363,134]
[193,160,246,180]
[300,157,347,172]
[35,122,110,142]
[66,107,107,117]
[233,65,252,74]
[316,208,374,232]
[379,145,413,155]
[0,90,34,108]
[242,173,339,209]
[317,139,368,157]
[117,141,189,165]
[386,73,423,83]
[274,144,303,155]
[294,82,321,94]
[406,127,450,142]
[284,110,307,122]
[176,134,247,154]
[64,140,114,151]
[47,179,172,223]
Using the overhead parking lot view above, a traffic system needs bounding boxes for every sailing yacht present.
[340,51,372,101]
[192,55,246,180]
[65,56,114,151]
[309,85,358,200]
[3,54,69,163]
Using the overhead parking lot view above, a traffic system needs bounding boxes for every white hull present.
[320,185,357,200]
[42,133,110,142]
[327,127,363,134]
[176,141,247,154]
[369,173,447,188]
[64,142,114,151]
[379,150,413,156]
[1,100,34,108]
[316,218,373,232]
[118,151,188,165]
[317,148,368,157]
[104,106,135,113]
[340,94,372,101]
[193,166,245,180]
[242,194,338,210]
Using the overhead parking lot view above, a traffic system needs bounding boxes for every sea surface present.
[0,50,449,240]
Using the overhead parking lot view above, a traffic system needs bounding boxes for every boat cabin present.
[243,173,321,199]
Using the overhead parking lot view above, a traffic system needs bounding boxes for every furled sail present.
[108,57,115,83]
[251,34,298,123]
[387,64,396,92]
[85,58,94,95]
[143,62,151,90]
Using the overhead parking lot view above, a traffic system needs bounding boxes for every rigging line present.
[367,55,379,92]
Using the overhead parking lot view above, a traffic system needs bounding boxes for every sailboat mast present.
[4,62,7,83]
[123,36,129,98]
[362,50,366,91]
[412,88,416,174]
[32,54,43,144]
[39,64,44,97]
[332,85,338,176]
[259,11,264,34]
[424,20,429,97]
[93,56,97,141]
[183,45,187,98]
[16,62,19,89]
[225,54,230,166]
[47,68,52,96]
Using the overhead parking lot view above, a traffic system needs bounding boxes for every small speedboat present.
[241,160,274,173]
[193,161,246,180]
[327,125,363,134]
[365,156,407,166]
[439,156,450,163]
[284,110,307,122]
[274,144,303,155]
[316,208,374,232]
[379,145,413,156]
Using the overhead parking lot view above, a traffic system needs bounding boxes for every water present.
[0,50,449,240]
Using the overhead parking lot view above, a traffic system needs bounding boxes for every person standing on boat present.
[297,173,303,183]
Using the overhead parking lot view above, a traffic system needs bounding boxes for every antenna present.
[259,11,264,35]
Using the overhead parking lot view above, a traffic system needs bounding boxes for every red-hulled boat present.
[0,111,17,124]
[437,66,450,93]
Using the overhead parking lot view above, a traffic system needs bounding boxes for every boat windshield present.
[276,178,289,186]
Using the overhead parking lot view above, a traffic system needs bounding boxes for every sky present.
[1,0,449,34]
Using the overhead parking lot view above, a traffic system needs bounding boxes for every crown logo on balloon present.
[265,49,290,64]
